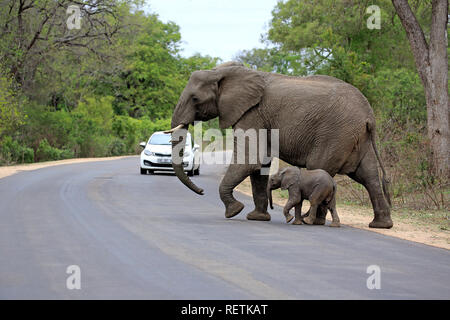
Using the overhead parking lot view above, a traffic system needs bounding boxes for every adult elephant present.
[167,62,393,229]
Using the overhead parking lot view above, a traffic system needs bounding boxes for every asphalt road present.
[0,156,449,299]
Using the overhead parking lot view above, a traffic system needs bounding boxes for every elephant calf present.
[267,167,340,227]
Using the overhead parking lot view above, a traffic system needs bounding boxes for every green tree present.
[0,1,220,164]
[0,0,133,89]
[235,47,307,75]
[391,0,448,176]
[0,66,25,137]
[243,0,432,123]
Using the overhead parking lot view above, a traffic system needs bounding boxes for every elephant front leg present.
[282,205,294,223]
[219,163,253,219]
[303,189,322,225]
[303,204,318,225]
[246,170,271,221]
[301,204,327,225]
[313,205,327,225]
[292,201,303,225]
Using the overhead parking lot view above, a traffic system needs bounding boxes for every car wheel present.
[140,168,147,175]
[187,168,194,177]
[194,166,200,175]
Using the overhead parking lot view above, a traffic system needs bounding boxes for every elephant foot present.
[303,215,315,225]
[292,219,303,225]
[313,217,326,225]
[301,212,325,225]
[369,216,393,229]
[303,206,327,225]
[225,201,244,219]
[247,210,271,221]
[285,214,294,224]
[330,221,341,228]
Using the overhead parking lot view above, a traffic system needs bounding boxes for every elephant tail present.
[331,179,337,203]
[367,121,392,207]
[324,177,337,205]
[325,179,337,205]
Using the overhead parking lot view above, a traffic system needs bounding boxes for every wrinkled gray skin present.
[267,167,340,227]
[169,62,392,229]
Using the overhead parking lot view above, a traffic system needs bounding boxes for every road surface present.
[0,156,449,299]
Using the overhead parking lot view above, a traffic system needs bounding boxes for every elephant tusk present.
[164,124,185,134]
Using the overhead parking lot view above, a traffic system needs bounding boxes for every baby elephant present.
[267,167,340,227]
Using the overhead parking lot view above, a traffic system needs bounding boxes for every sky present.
[144,0,279,62]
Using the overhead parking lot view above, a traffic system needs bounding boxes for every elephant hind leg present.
[348,148,393,229]
[328,197,340,227]
[304,153,341,225]
[246,169,271,221]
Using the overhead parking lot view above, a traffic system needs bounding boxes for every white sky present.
[144,0,279,61]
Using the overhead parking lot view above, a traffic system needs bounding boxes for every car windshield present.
[149,134,191,146]
[149,134,171,145]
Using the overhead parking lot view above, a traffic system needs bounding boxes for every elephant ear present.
[281,169,299,190]
[215,66,265,129]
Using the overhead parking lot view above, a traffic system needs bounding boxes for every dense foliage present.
[0,0,218,164]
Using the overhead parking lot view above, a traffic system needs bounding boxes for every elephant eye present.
[192,96,199,104]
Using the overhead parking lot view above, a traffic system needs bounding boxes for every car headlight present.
[144,150,155,156]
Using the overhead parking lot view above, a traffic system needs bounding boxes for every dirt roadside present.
[236,177,450,250]
[0,156,135,180]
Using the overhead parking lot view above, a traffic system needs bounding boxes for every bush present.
[0,136,34,165]
[112,116,172,153]
[369,68,426,124]
[35,138,73,162]
[59,149,75,160]
[108,137,126,156]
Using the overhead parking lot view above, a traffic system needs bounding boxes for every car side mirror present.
[193,143,199,151]
[139,142,146,148]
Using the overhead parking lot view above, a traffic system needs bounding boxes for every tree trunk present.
[392,0,449,177]
[427,0,449,178]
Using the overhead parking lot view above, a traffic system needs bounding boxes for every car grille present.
[144,160,189,168]
[155,153,170,157]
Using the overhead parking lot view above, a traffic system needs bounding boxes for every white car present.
[139,131,200,176]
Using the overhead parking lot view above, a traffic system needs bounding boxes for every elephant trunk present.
[267,184,274,210]
[171,128,204,195]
